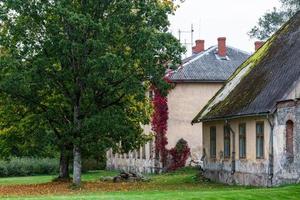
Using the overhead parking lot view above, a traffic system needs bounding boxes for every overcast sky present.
[169,0,281,57]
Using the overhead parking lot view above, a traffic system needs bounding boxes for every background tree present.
[249,0,300,40]
[0,0,183,186]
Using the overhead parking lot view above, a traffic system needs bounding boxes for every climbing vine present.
[151,77,190,171]
[151,87,169,167]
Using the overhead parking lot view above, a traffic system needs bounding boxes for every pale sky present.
[169,0,281,57]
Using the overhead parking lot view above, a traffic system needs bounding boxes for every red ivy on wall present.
[151,76,190,171]
[151,88,169,166]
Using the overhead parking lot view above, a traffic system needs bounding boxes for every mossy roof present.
[192,11,300,123]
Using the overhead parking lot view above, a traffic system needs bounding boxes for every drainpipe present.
[267,114,275,186]
[225,120,236,175]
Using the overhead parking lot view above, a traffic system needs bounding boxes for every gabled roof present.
[192,11,300,123]
[168,46,250,83]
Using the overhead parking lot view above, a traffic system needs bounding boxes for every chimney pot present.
[192,39,205,54]
[218,37,226,57]
[255,41,264,51]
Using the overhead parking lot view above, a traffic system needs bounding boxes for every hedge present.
[0,157,59,177]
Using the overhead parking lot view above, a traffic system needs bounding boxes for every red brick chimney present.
[192,39,205,54]
[255,41,264,51]
[218,37,226,57]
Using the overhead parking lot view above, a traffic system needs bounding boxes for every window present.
[210,126,216,158]
[149,140,154,159]
[142,144,146,159]
[224,126,231,158]
[256,122,264,159]
[137,148,141,159]
[239,123,246,159]
[286,120,294,159]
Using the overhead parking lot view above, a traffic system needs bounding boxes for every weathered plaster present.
[167,82,222,162]
[202,100,300,186]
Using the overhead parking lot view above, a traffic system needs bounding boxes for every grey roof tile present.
[169,46,250,82]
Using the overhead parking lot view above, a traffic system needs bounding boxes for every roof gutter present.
[192,112,269,124]
[267,113,275,187]
[225,120,236,175]
[169,79,226,84]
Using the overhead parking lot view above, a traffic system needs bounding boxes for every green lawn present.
[0,168,299,200]
[0,171,118,186]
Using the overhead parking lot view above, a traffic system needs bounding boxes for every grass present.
[0,168,299,199]
[0,170,118,186]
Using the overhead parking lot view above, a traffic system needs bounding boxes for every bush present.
[82,157,106,172]
[0,157,59,177]
[167,139,191,171]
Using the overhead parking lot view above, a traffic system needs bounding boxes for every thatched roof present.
[193,11,300,123]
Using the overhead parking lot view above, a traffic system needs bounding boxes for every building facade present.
[193,12,300,186]
[107,37,250,173]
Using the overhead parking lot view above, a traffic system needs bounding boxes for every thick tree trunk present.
[58,145,70,179]
[73,145,82,186]
[73,102,82,186]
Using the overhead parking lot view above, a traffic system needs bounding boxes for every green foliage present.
[0,0,184,184]
[0,157,59,177]
[249,0,300,39]
[82,158,106,172]
[0,99,57,159]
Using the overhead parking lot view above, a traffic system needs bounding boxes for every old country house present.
[107,37,250,173]
[192,11,300,186]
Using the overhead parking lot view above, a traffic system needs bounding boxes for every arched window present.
[286,120,294,159]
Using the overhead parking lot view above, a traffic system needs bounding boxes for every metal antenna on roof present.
[178,24,194,58]
[191,24,194,49]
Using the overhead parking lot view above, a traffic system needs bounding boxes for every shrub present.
[0,157,59,177]
[82,158,106,172]
[167,139,191,171]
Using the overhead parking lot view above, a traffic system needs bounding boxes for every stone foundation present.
[204,169,269,186]
[106,157,160,174]
[203,159,270,186]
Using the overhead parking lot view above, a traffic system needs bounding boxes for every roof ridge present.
[181,46,217,68]
[226,45,251,56]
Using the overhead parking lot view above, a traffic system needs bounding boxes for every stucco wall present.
[167,82,223,162]
[202,117,271,186]
[273,100,300,185]
[202,100,300,186]
[107,82,223,172]
[203,117,270,162]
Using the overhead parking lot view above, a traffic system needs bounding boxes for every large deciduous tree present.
[0,0,183,186]
[249,0,300,40]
